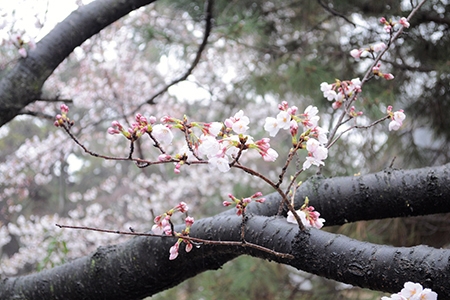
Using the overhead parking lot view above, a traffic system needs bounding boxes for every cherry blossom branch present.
[55,223,294,260]
[327,115,390,149]
[275,139,304,189]
[326,0,427,147]
[232,164,305,230]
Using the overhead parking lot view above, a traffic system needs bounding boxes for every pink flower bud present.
[373,42,387,52]
[383,73,394,80]
[107,127,120,135]
[350,49,362,58]
[185,243,193,253]
[176,202,189,213]
[185,216,195,226]
[18,48,27,58]
[158,154,172,161]
[379,17,386,24]
[60,104,69,114]
[399,17,410,28]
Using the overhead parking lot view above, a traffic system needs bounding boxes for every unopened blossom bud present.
[60,104,69,114]
[350,49,362,59]
[158,154,172,161]
[252,191,263,198]
[372,42,387,52]
[399,17,410,28]
[332,101,342,110]
[383,73,394,80]
[185,243,193,253]
[107,127,120,135]
[185,216,195,226]
[379,17,387,24]
[223,201,232,207]
[287,105,298,115]
[176,202,189,213]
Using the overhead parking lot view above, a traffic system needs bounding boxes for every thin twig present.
[317,0,356,27]
[55,223,294,260]
[133,0,214,112]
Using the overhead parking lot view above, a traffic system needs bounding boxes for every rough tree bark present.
[1,164,450,299]
[0,0,156,127]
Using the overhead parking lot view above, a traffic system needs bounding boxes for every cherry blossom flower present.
[176,202,189,213]
[320,82,337,101]
[382,282,437,300]
[152,124,173,145]
[310,126,329,144]
[205,122,223,136]
[253,138,278,161]
[169,241,180,260]
[350,48,363,59]
[208,156,230,172]
[225,110,250,134]
[198,135,220,157]
[264,110,291,137]
[286,205,325,229]
[301,105,320,129]
[350,78,362,91]
[388,107,406,131]
[264,117,281,137]
[373,42,387,52]
[303,138,328,170]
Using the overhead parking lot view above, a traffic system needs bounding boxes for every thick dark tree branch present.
[1,214,449,299]
[0,0,156,127]
[237,163,450,226]
[1,164,449,299]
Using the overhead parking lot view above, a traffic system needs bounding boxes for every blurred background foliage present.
[0,0,449,298]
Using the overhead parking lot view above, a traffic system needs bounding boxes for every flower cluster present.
[168,216,195,260]
[108,113,173,145]
[320,78,362,109]
[151,202,189,235]
[264,102,328,170]
[223,192,265,216]
[381,282,437,300]
[151,202,194,260]
[286,197,325,229]
[373,63,395,80]
[54,104,74,128]
[350,42,387,60]
[162,110,279,173]
[380,16,410,33]
[387,106,406,131]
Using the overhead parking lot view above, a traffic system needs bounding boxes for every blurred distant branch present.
[135,0,214,110]
[317,0,356,27]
